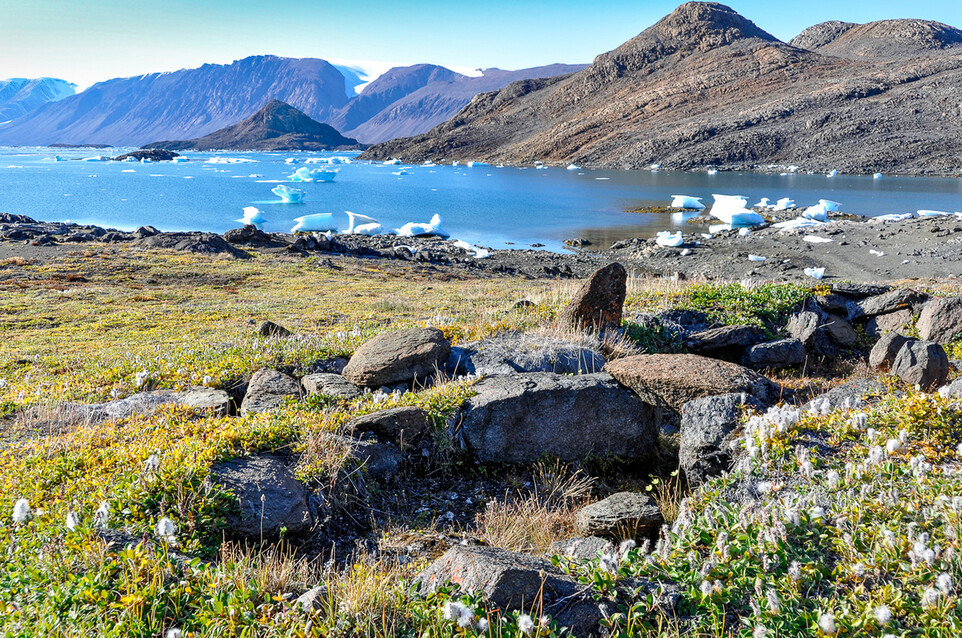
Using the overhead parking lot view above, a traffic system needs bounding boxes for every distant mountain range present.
[0,77,75,125]
[361,2,962,175]
[0,57,585,147]
[143,100,360,151]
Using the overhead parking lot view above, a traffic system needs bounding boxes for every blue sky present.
[2,0,960,89]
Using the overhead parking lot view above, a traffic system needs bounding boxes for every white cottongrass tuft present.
[818,613,837,634]
[443,601,475,628]
[94,501,110,527]
[885,438,901,455]
[65,509,80,531]
[12,498,31,524]
[166,630,183,638]
[476,617,489,632]
[155,517,177,542]
[922,587,941,608]
[874,605,892,625]
[753,626,768,638]
[144,454,161,473]
[937,572,953,593]
[518,614,535,635]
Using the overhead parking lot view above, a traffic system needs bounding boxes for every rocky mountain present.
[0,77,75,124]
[142,100,360,151]
[0,56,584,147]
[360,2,962,175]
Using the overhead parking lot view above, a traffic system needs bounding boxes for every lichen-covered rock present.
[342,327,451,387]
[240,368,301,415]
[869,333,913,371]
[892,340,949,391]
[557,262,626,330]
[576,492,663,539]
[744,339,806,369]
[917,297,962,344]
[301,373,362,399]
[680,393,765,486]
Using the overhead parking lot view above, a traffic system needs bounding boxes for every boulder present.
[744,339,806,369]
[604,354,778,411]
[685,325,765,359]
[785,310,828,351]
[549,536,613,561]
[803,378,886,412]
[869,333,913,371]
[938,379,962,399]
[447,332,606,377]
[341,327,451,387]
[680,393,766,486]
[257,320,291,338]
[240,368,301,415]
[301,373,362,400]
[557,263,626,330]
[210,455,312,539]
[917,297,962,344]
[655,309,712,334]
[334,434,405,482]
[815,293,849,314]
[866,309,914,339]
[346,406,431,447]
[847,289,926,320]
[224,225,272,244]
[822,313,858,347]
[576,492,663,540]
[72,388,230,423]
[456,373,658,463]
[892,341,950,391]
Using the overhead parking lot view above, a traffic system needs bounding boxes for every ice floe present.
[670,195,705,210]
[827,169,838,177]
[871,213,914,222]
[709,194,765,226]
[748,254,766,262]
[773,198,796,211]
[396,213,449,238]
[467,161,489,167]
[291,213,337,232]
[917,209,953,217]
[344,211,383,235]
[272,184,305,203]
[655,231,684,247]
[289,167,337,182]
[238,206,266,224]
[707,168,718,175]
[83,156,107,162]
[206,157,257,164]
[804,267,826,279]
[873,173,883,179]
[566,164,581,171]
[384,159,402,166]
[772,217,826,231]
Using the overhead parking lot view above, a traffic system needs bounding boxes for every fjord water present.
[1,148,961,252]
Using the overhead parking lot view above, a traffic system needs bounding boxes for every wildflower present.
[867,428,879,444]
[599,553,619,574]
[922,587,941,608]
[867,446,885,466]
[850,412,868,430]
[155,516,177,542]
[12,498,31,524]
[874,605,892,625]
[477,617,489,632]
[851,563,865,578]
[517,614,535,635]
[818,613,837,635]
[885,438,901,455]
[443,601,474,627]
[937,572,953,593]
[94,501,110,527]
[135,370,149,388]
[766,589,780,612]
[202,375,213,386]
[810,506,826,522]
[826,470,840,489]
[65,509,80,530]
[617,539,636,560]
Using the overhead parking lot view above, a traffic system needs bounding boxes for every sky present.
[2,0,961,90]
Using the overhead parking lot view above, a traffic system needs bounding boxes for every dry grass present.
[220,541,320,596]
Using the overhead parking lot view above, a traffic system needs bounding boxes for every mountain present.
[359,2,962,175]
[0,56,350,147]
[0,56,585,147]
[142,100,360,151]
[0,77,75,124]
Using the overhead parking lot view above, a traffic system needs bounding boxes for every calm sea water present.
[1,147,961,252]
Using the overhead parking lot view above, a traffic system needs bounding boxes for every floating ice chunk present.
[452,160,460,167]
[141,158,152,163]
[566,164,581,171]
[827,169,838,177]
[352,222,384,236]
[871,213,914,222]
[873,173,883,179]
[396,213,449,238]
[748,254,767,262]
[819,199,841,212]
[83,156,107,162]
[670,195,705,210]
[707,168,718,175]
[773,198,795,211]
[655,231,684,247]
[773,217,826,230]
[121,169,135,173]
[467,161,489,167]
[802,203,829,221]
[291,213,337,232]
[803,235,833,243]
[171,156,188,163]
[918,210,953,217]
[272,184,305,203]
[288,167,337,182]
[288,167,312,182]
[650,164,661,171]
[238,206,266,224]
[384,159,402,165]
[804,267,826,279]
[344,211,379,233]
[452,239,492,258]
[285,158,298,164]
[122,156,136,162]
[754,197,771,209]
[392,170,408,176]
[709,194,765,226]
[738,228,751,236]
[701,233,713,239]
[205,157,257,164]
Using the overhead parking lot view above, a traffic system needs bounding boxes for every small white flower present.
[789,561,802,582]
[518,614,535,635]
[810,506,826,522]
[867,428,879,444]
[143,454,161,474]
[94,501,110,527]
[818,613,837,635]
[202,375,213,386]
[753,626,768,638]
[65,509,80,530]
[699,579,714,596]
[826,470,840,489]
[867,446,885,466]
[12,498,31,524]
[135,370,149,388]
[766,589,780,612]
[874,605,892,625]
[155,516,177,541]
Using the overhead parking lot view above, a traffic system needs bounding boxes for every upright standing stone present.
[557,263,627,330]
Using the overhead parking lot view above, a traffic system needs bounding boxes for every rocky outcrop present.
[576,492,664,539]
[456,373,658,463]
[71,388,231,423]
[604,354,778,411]
[557,263,627,331]
[301,373,363,400]
[342,327,451,387]
[346,406,432,447]
[869,333,913,370]
[744,338,806,369]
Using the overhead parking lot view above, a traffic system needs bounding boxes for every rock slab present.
[342,327,451,387]
[576,492,664,539]
[301,373,362,400]
[240,368,301,416]
[917,297,962,344]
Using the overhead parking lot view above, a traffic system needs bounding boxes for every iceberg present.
[707,168,718,175]
[803,235,833,243]
[802,203,829,221]
[655,231,684,247]
[171,156,188,163]
[206,157,257,164]
[804,267,826,280]
[285,158,299,164]
[773,217,826,230]
[466,161,489,167]
[353,223,384,236]
[141,158,152,163]
[827,169,838,177]
[873,173,883,179]
[395,213,449,238]
[709,194,765,226]
[754,197,771,209]
[452,239,491,258]
[773,198,795,211]
[384,159,402,166]
[392,170,408,176]
[344,211,380,234]
[272,184,305,203]
[566,164,581,171]
[238,206,266,224]
[871,213,914,222]
[819,199,841,212]
[82,156,107,162]
[670,195,705,210]
[917,210,953,217]
[288,167,337,183]
[291,213,337,232]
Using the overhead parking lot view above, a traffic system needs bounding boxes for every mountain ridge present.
[0,77,75,124]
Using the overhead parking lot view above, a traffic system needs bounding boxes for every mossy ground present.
[1,245,960,637]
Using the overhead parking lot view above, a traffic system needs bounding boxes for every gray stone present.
[604,354,778,411]
[557,262,626,330]
[210,455,312,539]
[240,368,301,416]
[655,309,711,334]
[342,327,451,387]
[549,536,613,561]
[72,388,230,423]
[847,289,927,320]
[822,313,858,347]
[892,340,950,391]
[815,293,849,314]
[294,586,328,612]
[301,373,362,400]
[869,333,914,371]
[744,339,806,369]
[831,283,891,299]
[257,320,291,338]
[938,379,962,399]
[866,309,914,339]
[576,492,663,540]
[680,393,766,486]
[447,332,606,377]
[785,310,826,350]
[324,433,404,482]
[686,325,766,357]
[346,406,431,447]
[917,297,962,344]
[456,373,658,463]
[803,378,886,412]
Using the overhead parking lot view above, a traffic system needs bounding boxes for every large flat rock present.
[342,327,451,387]
[456,372,658,463]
